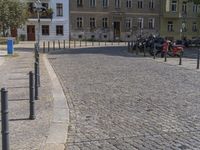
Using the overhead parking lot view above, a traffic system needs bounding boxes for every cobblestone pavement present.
[0,51,53,149]
[48,47,200,150]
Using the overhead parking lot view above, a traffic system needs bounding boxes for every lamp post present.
[34,0,46,48]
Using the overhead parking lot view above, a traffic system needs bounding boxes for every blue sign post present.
[7,38,14,55]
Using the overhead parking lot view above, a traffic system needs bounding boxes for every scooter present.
[162,42,184,57]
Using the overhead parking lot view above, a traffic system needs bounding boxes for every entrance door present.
[27,25,35,41]
[11,27,17,37]
[114,22,120,41]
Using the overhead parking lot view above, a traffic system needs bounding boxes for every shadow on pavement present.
[48,46,132,57]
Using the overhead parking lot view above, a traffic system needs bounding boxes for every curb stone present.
[43,54,69,150]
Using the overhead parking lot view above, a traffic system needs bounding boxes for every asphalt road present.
[48,47,200,150]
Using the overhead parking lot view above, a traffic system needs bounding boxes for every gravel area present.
[0,51,53,149]
[48,47,200,150]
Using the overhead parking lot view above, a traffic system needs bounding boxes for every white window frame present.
[171,0,177,12]
[102,0,109,8]
[138,18,143,29]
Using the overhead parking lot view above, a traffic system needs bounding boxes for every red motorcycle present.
[162,42,184,57]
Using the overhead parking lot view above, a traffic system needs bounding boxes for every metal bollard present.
[1,88,9,150]
[43,42,45,53]
[179,51,183,65]
[80,40,81,47]
[92,40,94,46]
[63,40,65,49]
[53,41,55,51]
[153,45,156,59]
[197,49,200,69]
[143,47,146,57]
[69,40,71,48]
[34,62,39,100]
[48,41,50,52]
[164,51,167,62]
[128,42,130,52]
[58,40,60,49]
[29,72,35,120]
[105,41,106,46]
[74,40,76,48]
[99,41,100,46]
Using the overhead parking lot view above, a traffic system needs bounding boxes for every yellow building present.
[160,0,200,41]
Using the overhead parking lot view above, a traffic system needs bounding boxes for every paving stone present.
[49,47,200,150]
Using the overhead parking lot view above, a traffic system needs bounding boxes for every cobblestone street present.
[48,47,200,150]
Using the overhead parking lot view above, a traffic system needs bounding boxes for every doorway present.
[114,21,120,41]
[27,25,35,41]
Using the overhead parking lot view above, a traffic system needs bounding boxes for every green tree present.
[0,0,28,37]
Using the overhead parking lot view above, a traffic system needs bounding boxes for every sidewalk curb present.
[43,54,69,150]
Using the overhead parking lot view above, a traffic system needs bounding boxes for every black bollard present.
[92,40,94,46]
[58,40,60,49]
[128,42,130,52]
[153,50,156,59]
[29,72,35,120]
[53,41,55,51]
[143,47,146,57]
[99,41,100,46]
[48,41,50,52]
[64,40,65,49]
[43,42,45,53]
[153,45,156,59]
[197,49,200,69]
[164,51,167,62]
[1,88,9,150]
[105,41,106,46]
[34,62,39,100]
[74,40,76,48]
[80,40,81,47]
[179,51,183,65]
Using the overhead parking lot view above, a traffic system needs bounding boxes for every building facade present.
[160,0,200,41]
[18,0,69,41]
[70,0,161,41]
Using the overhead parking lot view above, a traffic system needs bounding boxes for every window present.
[168,21,173,32]
[102,18,108,28]
[77,17,83,28]
[182,22,186,32]
[148,18,155,29]
[56,25,63,35]
[56,3,63,16]
[193,4,198,13]
[192,22,197,32]
[115,0,120,8]
[138,0,143,8]
[149,0,154,9]
[125,19,132,30]
[102,0,108,8]
[90,0,96,7]
[42,25,49,35]
[182,2,187,13]
[126,0,132,8]
[138,18,143,29]
[77,0,83,7]
[171,0,177,12]
[90,18,96,29]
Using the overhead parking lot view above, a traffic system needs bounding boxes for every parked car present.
[190,37,200,46]
[176,39,189,47]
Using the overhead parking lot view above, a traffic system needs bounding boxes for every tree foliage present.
[0,0,28,37]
